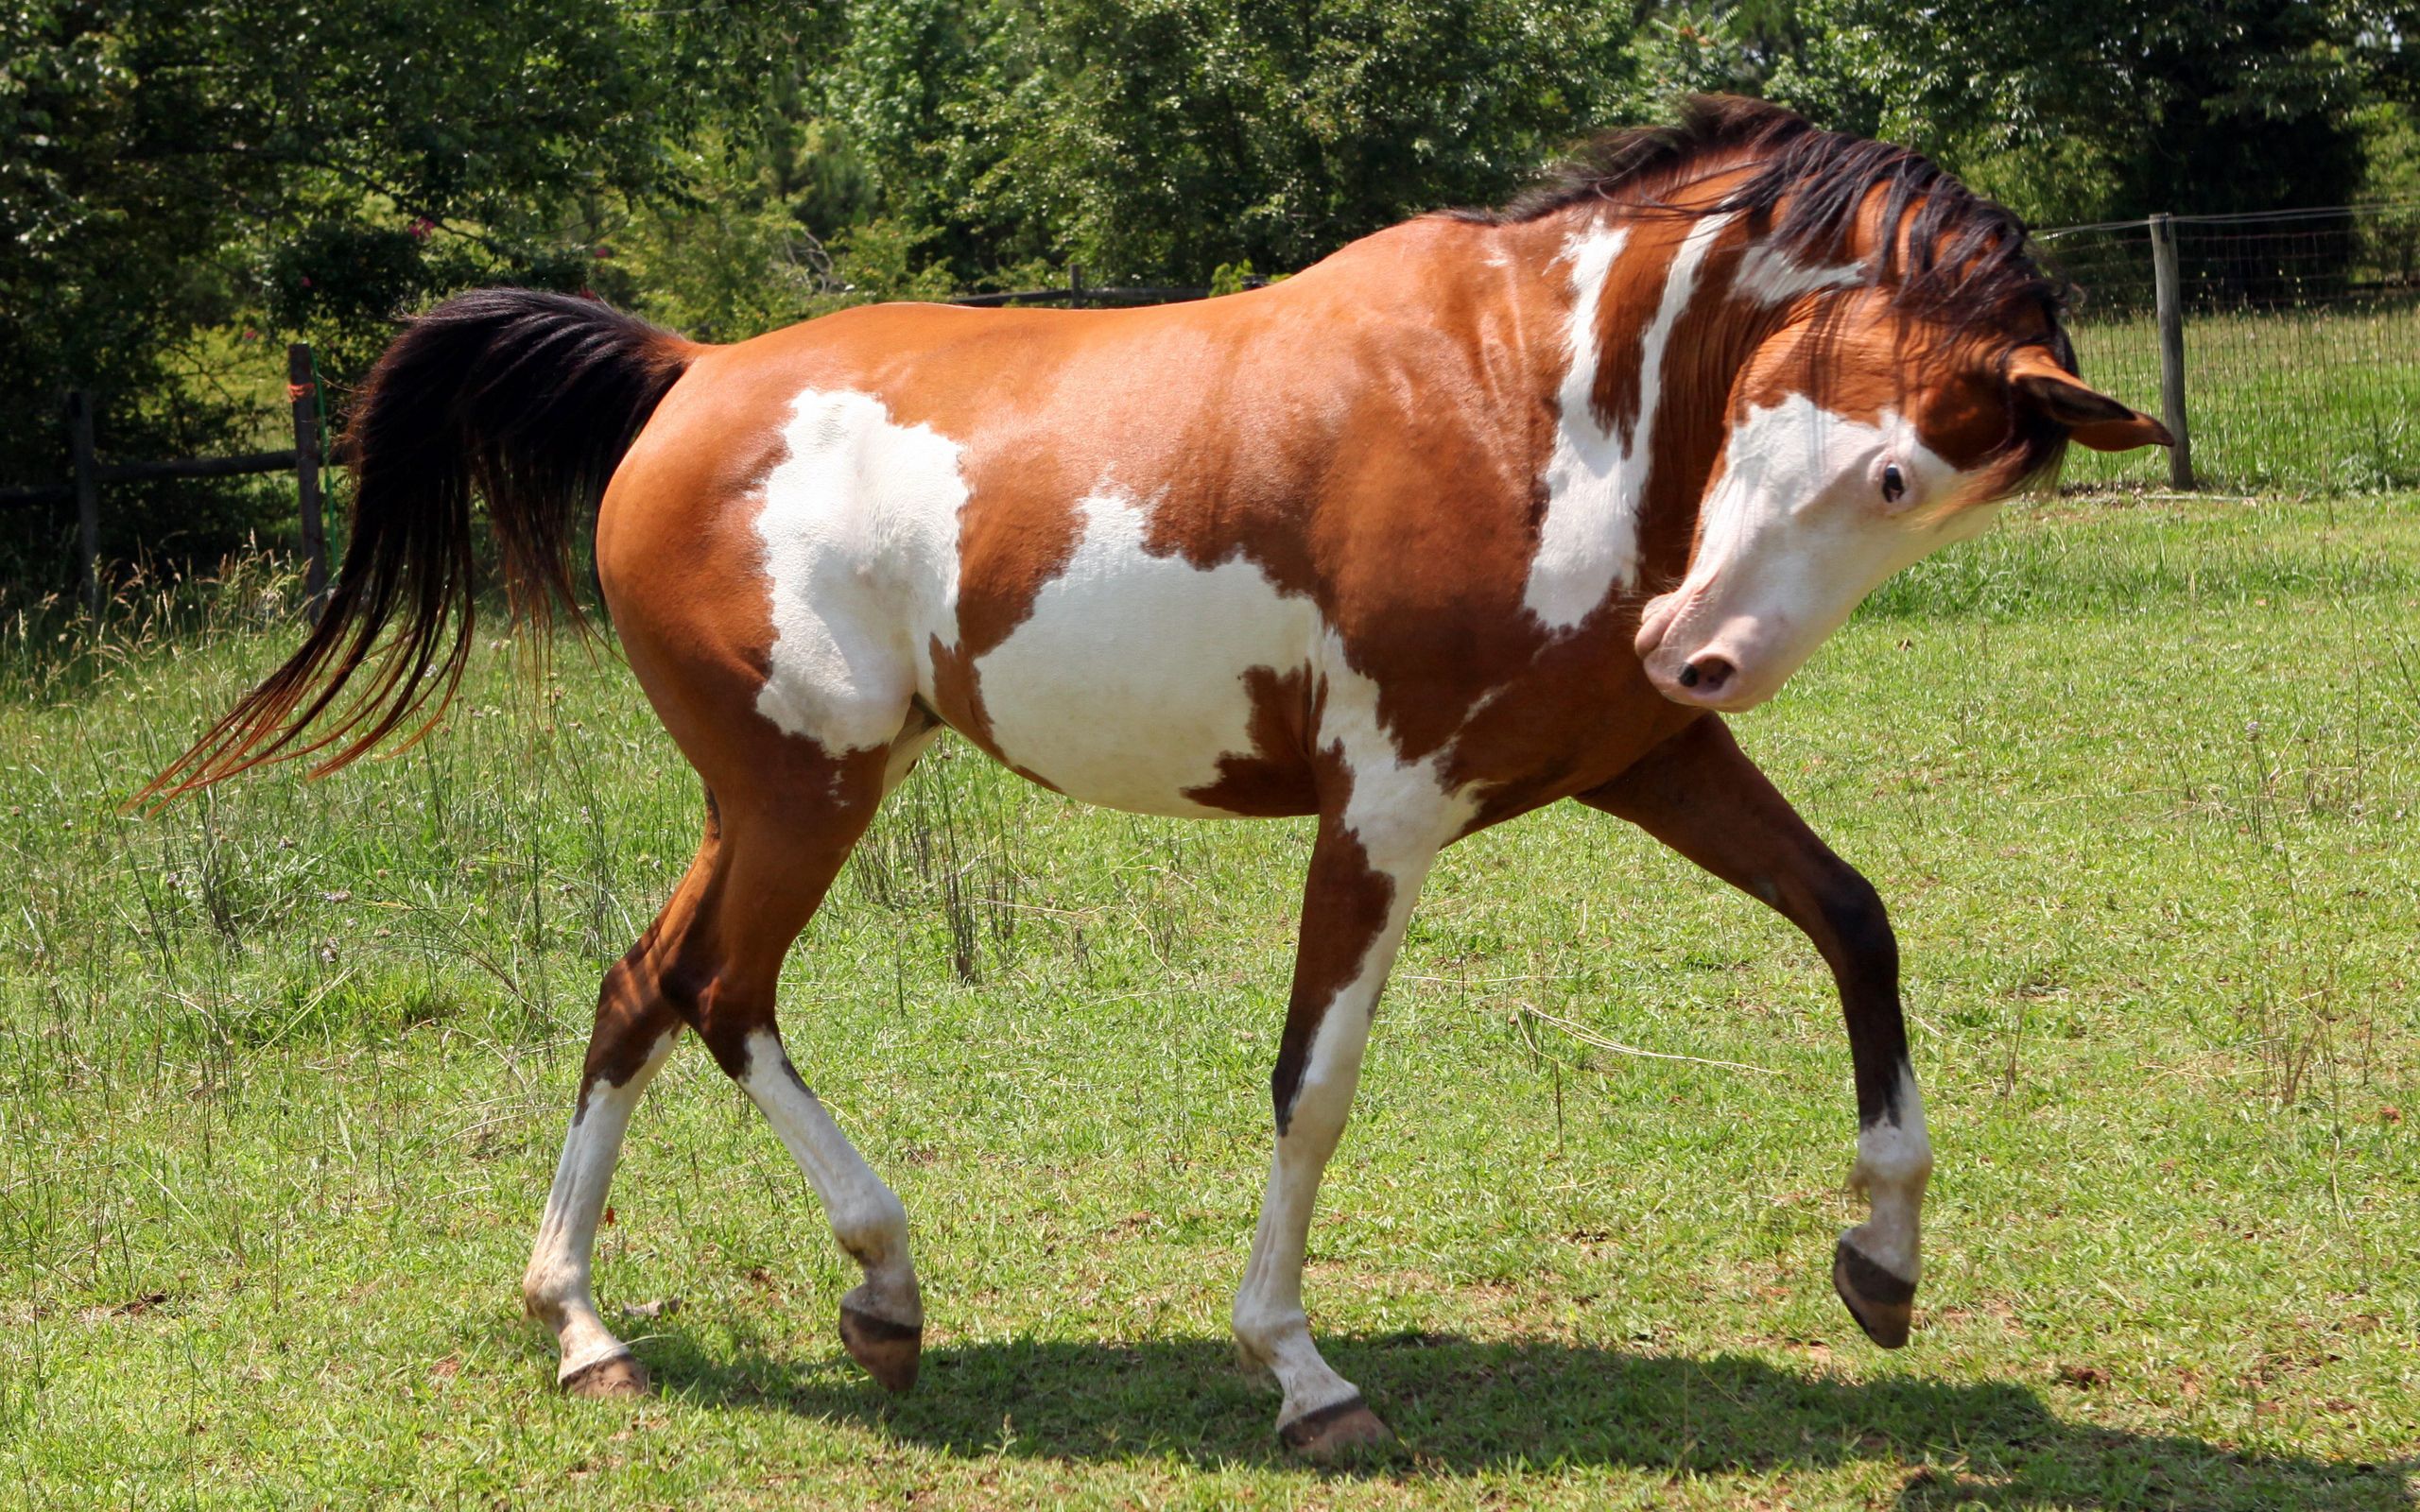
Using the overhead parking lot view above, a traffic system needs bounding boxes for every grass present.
[1,492,2416,1507]
[2060,301,2420,493]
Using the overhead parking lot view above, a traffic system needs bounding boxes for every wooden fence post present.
[288,342,327,611]
[2150,213,2194,490]
[1069,263,1084,306]
[65,389,99,617]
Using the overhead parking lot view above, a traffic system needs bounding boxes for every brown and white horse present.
[153,97,2168,1454]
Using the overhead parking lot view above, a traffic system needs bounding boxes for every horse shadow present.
[621,1323,2413,1508]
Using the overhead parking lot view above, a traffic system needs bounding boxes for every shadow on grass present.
[629,1326,2412,1509]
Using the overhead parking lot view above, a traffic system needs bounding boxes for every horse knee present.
[1814,865,1895,970]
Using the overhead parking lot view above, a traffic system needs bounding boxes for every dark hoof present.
[1279,1396,1392,1459]
[561,1351,650,1399]
[839,1302,923,1392]
[1833,1237,1916,1349]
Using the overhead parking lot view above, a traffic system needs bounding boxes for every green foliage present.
[1767,0,2412,225]
[938,0,1633,283]
[0,0,753,576]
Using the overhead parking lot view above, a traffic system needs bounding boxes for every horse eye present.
[1880,463,1907,505]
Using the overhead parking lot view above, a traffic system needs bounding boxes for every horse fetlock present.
[841,1268,922,1331]
[832,1189,911,1264]
[1229,1301,1308,1369]
[519,1258,580,1327]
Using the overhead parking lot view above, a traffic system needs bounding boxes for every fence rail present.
[7,344,327,617]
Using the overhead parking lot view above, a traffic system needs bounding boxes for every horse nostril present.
[1684,655,1735,694]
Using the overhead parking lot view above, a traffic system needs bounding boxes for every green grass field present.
[2061,301,2420,494]
[1,492,2415,1508]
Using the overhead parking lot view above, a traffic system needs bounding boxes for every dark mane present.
[1452,94,2068,335]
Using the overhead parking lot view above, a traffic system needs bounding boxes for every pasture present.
[0,490,2414,1508]
[2058,299,2420,494]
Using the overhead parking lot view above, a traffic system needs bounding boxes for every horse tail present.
[144,289,694,799]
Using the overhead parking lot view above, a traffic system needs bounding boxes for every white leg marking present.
[1232,845,1438,1428]
[1224,640,1482,1424]
[523,1031,678,1380]
[1846,1062,1932,1280]
[1526,212,1736,631]
[735,1030,920,1326]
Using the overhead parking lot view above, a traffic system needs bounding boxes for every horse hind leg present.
[521,839,711,1396]
[524,729,927,1396]
[677,748,927,1388]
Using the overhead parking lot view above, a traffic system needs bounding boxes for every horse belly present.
[955,491,1318,818]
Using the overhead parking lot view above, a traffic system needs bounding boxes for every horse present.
[149,95,2169,1455]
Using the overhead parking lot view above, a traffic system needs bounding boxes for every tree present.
[1768,0,2413,225]
[835,0,1635,286]
[0,0,741,576]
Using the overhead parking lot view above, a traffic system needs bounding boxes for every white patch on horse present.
[974,489,1318,817]
[1846,1062,1931,1280]
[1735,240,1864,305]
[1315,628,1480,863]
[752,389,964,752]
[1525,213,1736,631]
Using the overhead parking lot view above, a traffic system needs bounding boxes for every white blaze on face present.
[1635,394,2000,711]
[1525,213,1736,632]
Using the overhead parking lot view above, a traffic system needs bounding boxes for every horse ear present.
[2007,350,2172,453]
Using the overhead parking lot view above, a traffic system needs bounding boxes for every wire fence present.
[2036,203,2420,493]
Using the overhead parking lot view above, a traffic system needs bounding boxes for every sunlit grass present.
[0,494,2414,1506]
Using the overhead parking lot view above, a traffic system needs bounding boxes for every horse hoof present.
[561,1351,651,1399]
[1832,1237,1916,1349]
[1279,1396,1392,1458]
[839,1302,923,1392]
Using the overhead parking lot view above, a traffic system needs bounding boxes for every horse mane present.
[1450,94,2076,491]
[1450,94,2068,335]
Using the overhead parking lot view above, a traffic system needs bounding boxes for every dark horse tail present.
[145,290,692,799]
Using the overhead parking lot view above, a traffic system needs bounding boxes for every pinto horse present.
[152,96,2168,1454]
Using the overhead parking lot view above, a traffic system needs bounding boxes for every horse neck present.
[1495,200,1773,598]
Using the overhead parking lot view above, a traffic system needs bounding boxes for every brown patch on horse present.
[1270,757,1399,1133]
[1589,215,1685,443]
[1184,664,1322,817]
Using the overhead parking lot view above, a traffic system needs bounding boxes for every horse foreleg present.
[1578,714,1930,1347]
[1234,809,1440,1456]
